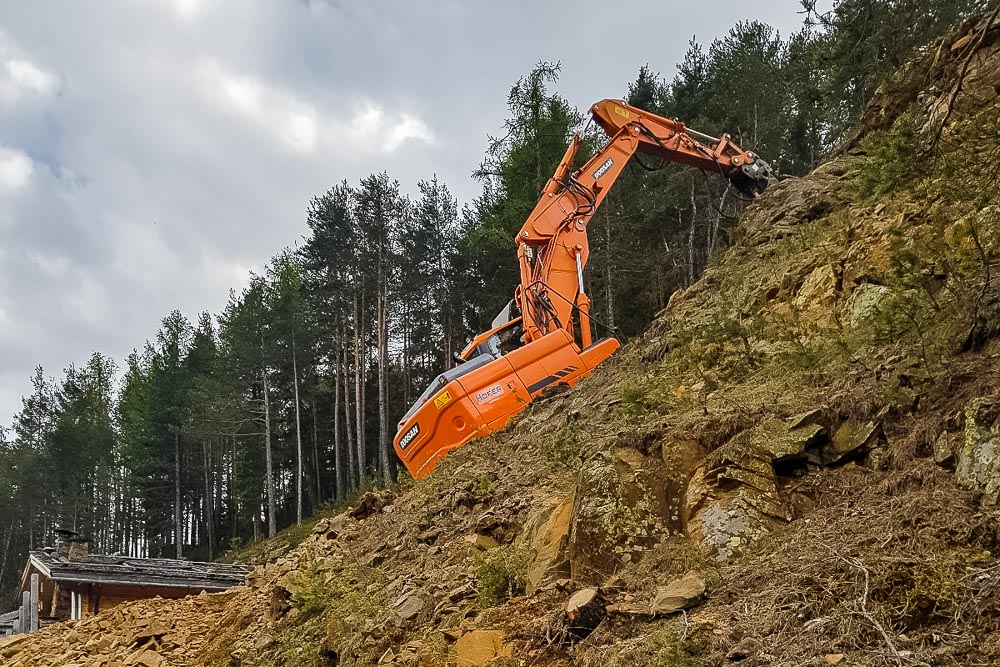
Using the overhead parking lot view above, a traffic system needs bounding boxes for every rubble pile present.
[0,589,247,667]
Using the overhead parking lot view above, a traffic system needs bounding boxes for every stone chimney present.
[54,529,89,562]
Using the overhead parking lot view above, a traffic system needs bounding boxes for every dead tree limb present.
[930,7,1000,152]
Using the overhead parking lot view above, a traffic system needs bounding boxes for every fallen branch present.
[828,550,905,666]
[930,6,1000,152]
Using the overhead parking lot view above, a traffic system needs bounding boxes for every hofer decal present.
[474,384,505,405]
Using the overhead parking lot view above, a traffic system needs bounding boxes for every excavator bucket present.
[394,332,619,479]
[729,158,774,198]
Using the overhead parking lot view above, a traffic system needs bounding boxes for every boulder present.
[125,650,163,667]
[737,172,842,249]
[464,533,499,555]
[520,496,573,593]
[349,489,396,520]
[453,630,511,666]
[846,283,892,330]
[957,399,1000,505]
[393,593,425,622]
[683,414,839,559]
[814,421,883,465]
[934,431,956,468]
[727,637,761,661]
[793,264,841,327]
[752,418,826,462]
[651,571,706,615]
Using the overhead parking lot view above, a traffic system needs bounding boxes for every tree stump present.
[562,588,606,640]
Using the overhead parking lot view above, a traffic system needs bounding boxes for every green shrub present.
[618,384,650,417]
[472,545,530,608]
[649,624,695,666]
[287,557,380,621]
[854,111,927,199]
[541,421,581,469]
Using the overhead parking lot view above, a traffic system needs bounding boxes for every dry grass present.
[691,463,1000,666]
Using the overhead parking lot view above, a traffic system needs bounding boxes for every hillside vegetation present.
[3,9,1000,667]
[0,0,984,602]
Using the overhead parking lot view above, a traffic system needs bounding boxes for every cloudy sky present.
[0,0,811,427]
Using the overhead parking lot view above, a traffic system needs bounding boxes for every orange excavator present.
[394,99,773,478]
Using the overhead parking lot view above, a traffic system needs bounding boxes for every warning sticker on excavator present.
[614,105,630,118]
[434,391,452,409]
[474,384,504,405]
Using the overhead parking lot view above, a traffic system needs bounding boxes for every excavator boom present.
[394,99,773,478]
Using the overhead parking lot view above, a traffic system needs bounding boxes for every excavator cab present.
[470,300,520,359]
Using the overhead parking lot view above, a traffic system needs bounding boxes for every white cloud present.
[381,114,434,152]
[5,58,57,94]
[0,145,33,189]
[203,61,432,155]
[342,103,434,153]
[172,0,205,20]
[27,251,71,278]
[0,30,59,104]
[0,303,10,336]
[206,63,321,153]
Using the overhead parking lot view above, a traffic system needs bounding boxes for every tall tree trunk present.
[687,180,698,287]
[174,431,183,559]
[262,369,277,538]
[604,211,615,330]
[710,189,726,256]
[378,283,391,485]
[334,341,344,501]
[293,335,304,525]
[215,439,223,548]
[354,290,365,483]
[312,397,321,504]
[343,348,358,492]
[230,435,238,540]
[402,302,410,409]
[203,440,214,561]
[0,525,12,589]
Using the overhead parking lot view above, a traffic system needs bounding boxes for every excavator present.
[393,99,773,478]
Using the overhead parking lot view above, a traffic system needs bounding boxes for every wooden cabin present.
[8,530,248,632]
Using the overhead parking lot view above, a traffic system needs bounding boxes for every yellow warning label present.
[434,391,452,409]
[614,105,630,118]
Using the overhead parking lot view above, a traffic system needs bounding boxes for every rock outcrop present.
[957,398,1000,504]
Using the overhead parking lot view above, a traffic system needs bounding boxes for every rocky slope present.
[3,13,1000,667]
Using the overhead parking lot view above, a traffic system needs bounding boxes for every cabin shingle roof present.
[26,550,249,590]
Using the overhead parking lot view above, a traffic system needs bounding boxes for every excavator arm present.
[516,100,772,348]
[394,100,773,478]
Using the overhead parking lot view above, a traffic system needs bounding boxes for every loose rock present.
[651,572,706,615]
